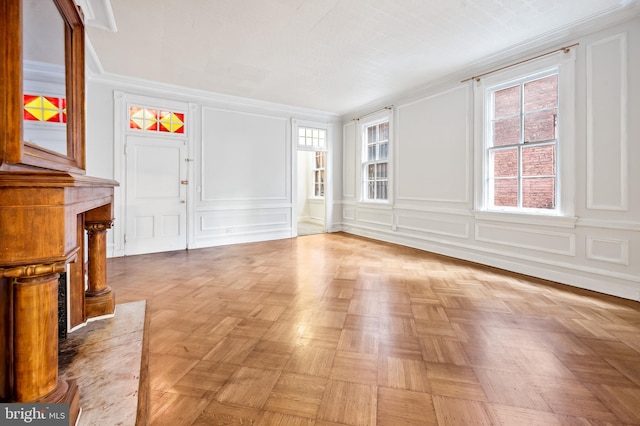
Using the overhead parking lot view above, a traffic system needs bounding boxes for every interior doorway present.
[295,124,328,236]
[124,134,188,255]
[296,150,326,235]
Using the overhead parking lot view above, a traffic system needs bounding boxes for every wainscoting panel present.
[356,208,393,228]
[475,222,575,256]
[396,213,470,239]
[586,236,629,265]
[586,33,628,211]
[194,207,292,247]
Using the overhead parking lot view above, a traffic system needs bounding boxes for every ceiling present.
[84,0,639,115]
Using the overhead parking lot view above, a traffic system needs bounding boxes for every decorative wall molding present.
[577,217,640,231]
[199,209,290,233]
[475,223,576,256]
[356,209,393,228]
[396,213,470,239]
[200,107,290,203]
[342,207,356,221]
[342,122,357,198]
[586,236,629,265]
[586,32,628,211]
[395,85,471,204]
[394,205,473,216]
[473,210,578,229]
[90,71,339,122]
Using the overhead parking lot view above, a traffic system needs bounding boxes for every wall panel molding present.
[396,86,471,204]
[343,122,357,198]
[396,213,470,239]
[475,223,576,256]
[199,209,290,233]
[586,236,629,265]
[586,32,628,211]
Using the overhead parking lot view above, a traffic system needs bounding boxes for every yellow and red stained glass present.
[23,94,66,123]
[129,106,184,134]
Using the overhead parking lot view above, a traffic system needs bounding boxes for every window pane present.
[523,177,555,209]
[379,142,388,161]
[368,164,375,179]
[368,181,375,199]
[524,109,557,143]
[524,74,557,111]
[494,85,520,118]
[377,181,388,200]
[367,145,376,161]
[493,116,520,146]
[376,163,387,179]
[522,145,555,176]
[493,178,517,207]
[492,149,518,177]
[367,125,377,143]
[379,122,389,141]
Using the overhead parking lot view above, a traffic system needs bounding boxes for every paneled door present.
[125,135,188,255]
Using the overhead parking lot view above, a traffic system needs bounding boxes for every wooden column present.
[0,262,80,424]
[84,220,116,319]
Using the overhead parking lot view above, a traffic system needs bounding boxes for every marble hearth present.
[59,301,149,425]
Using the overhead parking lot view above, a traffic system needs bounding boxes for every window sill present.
[472,210,577,229]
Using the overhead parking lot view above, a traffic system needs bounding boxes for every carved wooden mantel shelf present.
[0,171,118,423]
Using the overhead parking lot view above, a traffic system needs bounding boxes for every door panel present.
[125,135,187,255]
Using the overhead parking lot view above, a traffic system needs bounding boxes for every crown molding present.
[87,69,340,120]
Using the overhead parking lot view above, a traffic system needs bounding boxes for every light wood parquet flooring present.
[107,232,640,425]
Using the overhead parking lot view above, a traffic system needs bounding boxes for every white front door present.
[125,135,187,255]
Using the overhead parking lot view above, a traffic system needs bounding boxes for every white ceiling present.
[84,0,639,115]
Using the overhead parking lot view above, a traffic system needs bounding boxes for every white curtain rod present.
[461,42,579,83]
[353,105,393,121]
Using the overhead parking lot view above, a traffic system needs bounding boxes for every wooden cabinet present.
[0,1,117,423]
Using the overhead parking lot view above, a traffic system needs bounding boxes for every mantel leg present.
[84,220,116,319]
[8,265,80,424]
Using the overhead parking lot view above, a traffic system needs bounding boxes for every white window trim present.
[360,111,392,204]
[473,49,576,220]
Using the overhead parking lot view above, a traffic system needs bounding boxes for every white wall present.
[340,16,640,301]
[85,77,340,255]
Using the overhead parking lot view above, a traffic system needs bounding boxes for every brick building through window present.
[489,71,558,210]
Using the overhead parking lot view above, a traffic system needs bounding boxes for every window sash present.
[486,70,558,211]
[363,120,390,201]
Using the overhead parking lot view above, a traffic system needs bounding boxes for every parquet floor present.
[107,232,640,425]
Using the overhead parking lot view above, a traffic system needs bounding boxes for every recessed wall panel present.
[343,122,356,198]
[397,86,470,203]
[201,108,288,201]
[586,33,628,210]
[475,223,575,256]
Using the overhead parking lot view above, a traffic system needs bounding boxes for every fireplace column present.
[0,262,80,423]
[84,220,116,319]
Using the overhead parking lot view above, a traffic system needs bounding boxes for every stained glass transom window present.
[23,94,66,123]
[129,106,185,134]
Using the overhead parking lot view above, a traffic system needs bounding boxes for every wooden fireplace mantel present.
[0,171,118,422]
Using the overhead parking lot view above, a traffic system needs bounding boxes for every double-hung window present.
[486,69,559,212]
[362,120,389,201]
